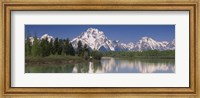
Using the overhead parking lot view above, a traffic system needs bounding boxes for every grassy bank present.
[25,55,100,65]
[103,50,175,59]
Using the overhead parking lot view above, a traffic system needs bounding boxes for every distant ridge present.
[71,28,175,51]
[29,28,175,52]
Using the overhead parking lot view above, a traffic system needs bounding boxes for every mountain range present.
[70,28,175,51]
[30,28,175,52]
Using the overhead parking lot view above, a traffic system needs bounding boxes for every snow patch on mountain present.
[28,34,54,44]
[40,34,54,42]
[167,39,175,50]
[126,42,135,51]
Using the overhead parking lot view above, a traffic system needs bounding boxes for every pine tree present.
[31,33,40,57]
[40,38,51,57]
[25,33,32,56]
[53,38,59,55]
[92,49,102,60]
[49,39,54,55]
[83,44,89,60]
[69,43,75,56]
[46,38,51,56]
[64,39,70,55]
[57,39,63,55]
[77,40,83,56]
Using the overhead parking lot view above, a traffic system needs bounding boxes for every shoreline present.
[25,55,100,65]
[26,55,175,66]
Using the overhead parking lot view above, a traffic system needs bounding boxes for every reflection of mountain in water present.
[72,57,175,73]
[72,62,102,73]
[26,57,175,73]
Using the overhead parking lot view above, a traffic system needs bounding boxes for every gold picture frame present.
[0,0,199,97]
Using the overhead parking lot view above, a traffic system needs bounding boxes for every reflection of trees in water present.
[25,64,75,73]
[72,62,102,73]
[26,57,175,73]
[26,62,102,73]
[72,63,89,73]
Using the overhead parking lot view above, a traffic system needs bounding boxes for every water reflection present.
[26,57,175,73]
[97,57,175,73]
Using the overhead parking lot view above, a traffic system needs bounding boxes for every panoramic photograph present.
[25,25,175,73]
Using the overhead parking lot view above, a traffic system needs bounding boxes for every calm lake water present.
[25,57,175,73]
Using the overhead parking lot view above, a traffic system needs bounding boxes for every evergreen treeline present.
[25,36,75,57]
[25,34,102,60]
[103,50,175,59]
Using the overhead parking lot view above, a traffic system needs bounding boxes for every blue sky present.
[25,25,175,43]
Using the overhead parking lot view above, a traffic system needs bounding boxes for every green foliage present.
[25,35,102,60]
[63,39,75,56]
[57,39,63,55]
[82,44,90,60]
[92,49,103,60]
[49,39,54,55]
[63,39,70,55]
[40,38,51,57]
[31,37,40,56]
[25,33,32,56]
[69,43,75,56]
[53,38,59,55]
[25,34,77,58]
[103,50,175,59]
[77,40,83,56]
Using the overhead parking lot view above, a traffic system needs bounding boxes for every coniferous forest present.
[25,34,103,65]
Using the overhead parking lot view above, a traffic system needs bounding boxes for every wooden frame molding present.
[1,1,199,96]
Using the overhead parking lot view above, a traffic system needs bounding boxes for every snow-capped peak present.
[141,36,149,39]
[71,28,114,51]
[167,39,175,50]
[140,37,155,42]
[115,40,119,43]
[124,42,134,51]
[41,34,54,42]
[86,28,104,35]
[134,37,168,51]
[127,42,134,47]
